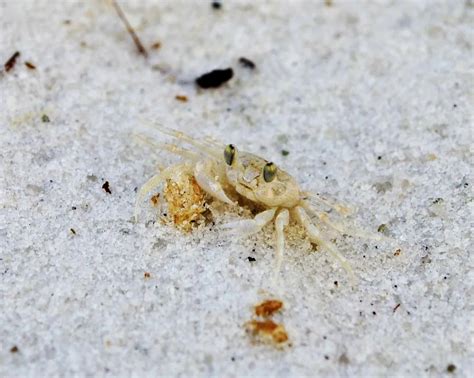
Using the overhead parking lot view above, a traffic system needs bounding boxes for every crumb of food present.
[4,51,20,72]
[246,319,289,345]
[394,248,401,256]
[254,300,283,317]
[102,181,112,194]
[175,95,188,102]
[144,272,151,278]
[25,61,36,69]
[162,174,207,232]
[238,57,256,69]
[196,68,233,89]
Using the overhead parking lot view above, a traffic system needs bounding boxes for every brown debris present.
[246,297,289,347]
[394,248,401,256]
[10,346,19,353]
[150,41,161,50]
[144,272,151,278]
[254,300,283,317]
[246,319,289,345]
[4,51,20,72]
[175,95,188,102]
[111,0,148,58]
[162,174,207,232]
[393,303,401,313]
[25,61,36,70]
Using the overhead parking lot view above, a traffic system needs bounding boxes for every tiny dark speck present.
[10,346,19,353]
[231,356,235,361]
[372,311,377,315]
[72,206,77,210]
[324,355,329,360]
[211,1,221,9]
[377,156,382,160]
[453,104,457,108]
[281,149,289,156]
[102,181,112,194]
[247,256,256,262]
[239,57,256,69]
[447,364,456,373]
[42,114,50,123]
[196,68,233,89]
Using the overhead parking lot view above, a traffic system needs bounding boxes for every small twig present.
[111,0,148,58]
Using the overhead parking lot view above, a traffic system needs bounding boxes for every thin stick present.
[111,0,148,58]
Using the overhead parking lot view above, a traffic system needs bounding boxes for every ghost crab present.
[135,125,381,282]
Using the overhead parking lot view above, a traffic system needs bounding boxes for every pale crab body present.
[135,125,376,282]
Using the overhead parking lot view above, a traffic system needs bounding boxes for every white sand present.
[1,1,472,376]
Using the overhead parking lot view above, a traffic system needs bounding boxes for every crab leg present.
[301,191,354,216]
[134,134,202,161]
[194,160,235,205]
[274,209,289,275]
[301,202,382,241]
[134,163,192,222]
[221,208,277,237]
[293,206,356,283]
[150,122,221,159]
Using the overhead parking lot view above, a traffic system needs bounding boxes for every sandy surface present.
[1,1,473,376]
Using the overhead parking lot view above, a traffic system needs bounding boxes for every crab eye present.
[263,162,277,182]
[224,144,235,166]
